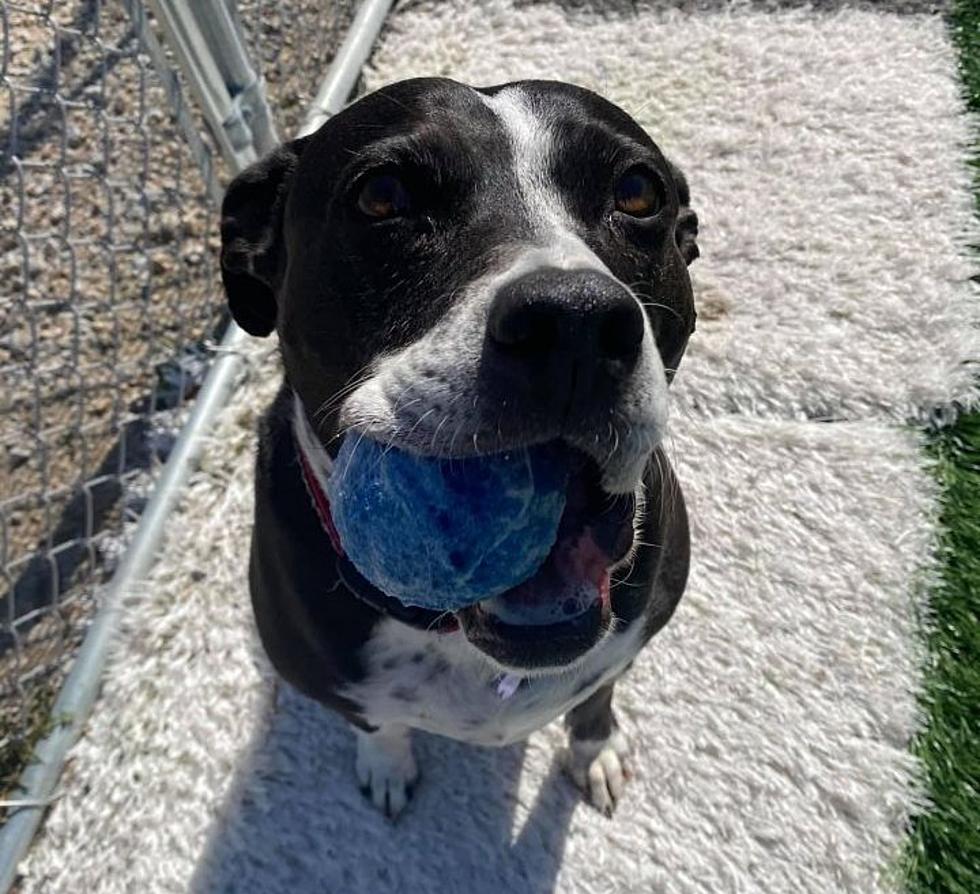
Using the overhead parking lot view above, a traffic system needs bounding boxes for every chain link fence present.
[0,0,357,810]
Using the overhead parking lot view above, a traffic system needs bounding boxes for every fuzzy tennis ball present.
[326,436,569,611]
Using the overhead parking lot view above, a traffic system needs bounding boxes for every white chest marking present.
[343,618,646,746]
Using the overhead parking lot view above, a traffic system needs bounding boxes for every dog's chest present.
[343,619,644,746]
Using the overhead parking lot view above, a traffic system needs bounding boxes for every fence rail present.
[0,0,377,886]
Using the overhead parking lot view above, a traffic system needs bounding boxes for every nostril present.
[491,303,559,356]
[598,301,644,363]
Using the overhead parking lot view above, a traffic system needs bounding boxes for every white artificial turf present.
[18,3,979,892]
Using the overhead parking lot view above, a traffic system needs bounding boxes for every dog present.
[220,77,698,819]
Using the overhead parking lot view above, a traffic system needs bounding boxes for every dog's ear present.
[220,137,308,337]
[668,161,699,266]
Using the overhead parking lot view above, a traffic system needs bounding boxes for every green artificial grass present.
[905,418,980,894]
[903,4,980,892]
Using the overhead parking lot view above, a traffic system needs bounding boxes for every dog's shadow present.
[190,681,581,894]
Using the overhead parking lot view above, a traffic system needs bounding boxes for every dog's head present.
[221,77,698,670]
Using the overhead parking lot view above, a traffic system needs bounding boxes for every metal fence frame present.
[0,0,394,886]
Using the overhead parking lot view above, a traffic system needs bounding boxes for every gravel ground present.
[0,0,356,807]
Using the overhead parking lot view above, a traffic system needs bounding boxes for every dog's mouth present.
[457,448,636,670]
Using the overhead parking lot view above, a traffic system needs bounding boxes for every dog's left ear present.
[220,136,309,337]
[668,161,699,266]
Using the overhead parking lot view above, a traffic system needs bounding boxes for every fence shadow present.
[190,682,580,894]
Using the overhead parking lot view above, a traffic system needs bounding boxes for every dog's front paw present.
[562,728,632,816]
[355,725,419,819]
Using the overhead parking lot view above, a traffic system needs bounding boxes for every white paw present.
[355,726,419,819]
[562,728,632,816]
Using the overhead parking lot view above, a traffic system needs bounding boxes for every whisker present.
[401,407,438,445]
[430,413,450,453]
[340,427,370,479]
[312,361,377,422]
[425,610,455,633]
[635,299,686,322]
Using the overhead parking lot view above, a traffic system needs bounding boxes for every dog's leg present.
[562,682,632,816]
[355,723,419,819]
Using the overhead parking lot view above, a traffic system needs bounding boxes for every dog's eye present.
[357,173,411,220]
[614,168,662,218]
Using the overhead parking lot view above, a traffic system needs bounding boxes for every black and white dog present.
[220,78,697,818]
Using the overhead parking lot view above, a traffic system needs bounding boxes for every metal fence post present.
[143,0,279,170]
[122,0,226,207]
[193,0,279,156]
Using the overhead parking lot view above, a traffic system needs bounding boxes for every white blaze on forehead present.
[478,87,568,233]
[478,86,605,272]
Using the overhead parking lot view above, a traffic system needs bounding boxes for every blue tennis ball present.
[326,436,569,611]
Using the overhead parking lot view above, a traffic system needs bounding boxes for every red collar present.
[295,438,345,557]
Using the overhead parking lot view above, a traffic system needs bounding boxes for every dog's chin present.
[453,446,638,672]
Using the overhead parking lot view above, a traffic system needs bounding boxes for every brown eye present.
[614,168,662,218]
[357,173,411,220]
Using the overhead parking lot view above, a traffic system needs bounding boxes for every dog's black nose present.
[485,268,644,413]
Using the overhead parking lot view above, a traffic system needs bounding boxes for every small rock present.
[6,445,32,471]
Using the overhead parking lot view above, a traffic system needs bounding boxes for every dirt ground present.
[0,0,356,804]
